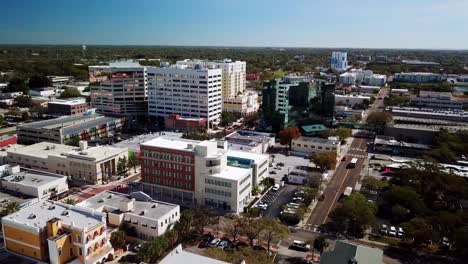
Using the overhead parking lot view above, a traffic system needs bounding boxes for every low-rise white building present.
[335,94,371,106]
[0,165,68,200]
[6,141,128,186]
[78,191,180,241]
[291,136,341,155]
[222,92,259,116]
[364,74,387,86]
[226,150,269,187]
[220,130,275,154]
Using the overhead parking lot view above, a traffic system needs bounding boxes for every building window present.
[58,247,62,256]
[70,248,73,256]
[79,248,82,256]
[77,235,81,243]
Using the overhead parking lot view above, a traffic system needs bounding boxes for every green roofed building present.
[300,124,328,136]
[320,240,383,264]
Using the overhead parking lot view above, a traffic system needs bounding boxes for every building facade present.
[89,61,147,118]
[6,141,128,186]
[331,51,348,72]
[2,200,114,264]
[16,114,125,145]
[176,59,246,98]
[222,92,259,116]
[0,165,69,200]
[335,94,371,106]
[394,72,443,83]
[291,137,341,155]
[139,137,252,214]
[164,114,207,131]
[78,191,180,241]
[409,91,468,109]
[48,97,90,116]
[147,65,222,127]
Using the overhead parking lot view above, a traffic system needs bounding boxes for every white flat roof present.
[1,170,66,187]
[2,200,104,232]
[160,244,228,264]
[141,137,200,151]
[210,165,250,181]
[227,150,268,164]
[7,142,75,159]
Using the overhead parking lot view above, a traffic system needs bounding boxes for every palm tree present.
[313,235,329,256]
[110,231,127,249]
[1,201,21,216]
[138,238,168,263]
[63,198,77,205]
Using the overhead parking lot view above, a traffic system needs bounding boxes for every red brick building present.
[140,141,195,202]
[164,114,207,131]
[246,73,260,81]
[48,98,90,116]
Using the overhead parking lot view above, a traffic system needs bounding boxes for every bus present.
[348,158,358,168]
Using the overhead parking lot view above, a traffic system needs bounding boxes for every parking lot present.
[262,184,299,218]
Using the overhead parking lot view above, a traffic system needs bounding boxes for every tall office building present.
[89,61,147,118]
[331,51,348,72]
[317,83,335,125]
[147,64,223,127]
[176,59,246,98]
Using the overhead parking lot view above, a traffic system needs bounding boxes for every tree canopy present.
[311,151,337,170]
[278,127,301,149]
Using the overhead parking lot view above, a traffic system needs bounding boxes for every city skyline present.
[1,0,468,50]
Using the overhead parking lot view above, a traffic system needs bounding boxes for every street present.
[305,136,370,228]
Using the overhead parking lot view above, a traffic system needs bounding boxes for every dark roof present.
[320,241,383,264]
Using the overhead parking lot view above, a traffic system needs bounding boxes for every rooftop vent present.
[28,214,36,219]
[151,204,156,208]
[107,194,112,199]
[48,205,55,210]
[61,210,69,216]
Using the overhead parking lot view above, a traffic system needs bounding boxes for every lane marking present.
[323,169,350,224]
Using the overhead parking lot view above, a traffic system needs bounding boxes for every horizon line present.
[0,43,467,52]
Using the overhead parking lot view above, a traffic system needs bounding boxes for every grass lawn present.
[369,234,401,246]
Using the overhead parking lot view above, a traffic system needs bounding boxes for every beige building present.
[6,141,128,186]
[291,136,341,155]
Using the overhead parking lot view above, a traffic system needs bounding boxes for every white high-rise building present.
[89,61,147,117]
[331,51,348,72]
[176,59,246,98]
[147,64,223,126]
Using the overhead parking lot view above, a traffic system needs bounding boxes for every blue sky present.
[1,0,467,49]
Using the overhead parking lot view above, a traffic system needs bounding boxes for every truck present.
[348,158,358,168]
[343,186,353,197]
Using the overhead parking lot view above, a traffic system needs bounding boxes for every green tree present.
[127,154,140,173]
[173,210,194,243]
[313,235,329,255]
[110,231,127,249]
[192,208,219,237]
[260,218,289,255]
[29,104,48,117]
[28,74,52,89]
[59,88,82,98]
[366,112,393,133]
[63,198,77,205]
[220,111,237,126]
[240,215,267,246]
[402,217,432,245]
[14,95,34,108]
[1,201,21,217]
[65,136,80,147]
[278,127,301,150]
[224,216,243,243]
[330,193,376,237]
[334,127,352,140]
[7,77,29,93]
[311,151,337,170]
[117,156,128,176]
[138,238,168,263]
[5,107,21,118]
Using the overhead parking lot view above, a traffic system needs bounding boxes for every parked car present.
[235,241,249,249]
[397,227,404,238]
[341,156,347,161]
[291,240,311,251]
[277,162,285,167]
[294,190,305,197]
[255,203,268,211]
[209,238,221,247]
[272,183,280,191]
[217,240,229,250]
[269,171,277,175]
[292,197,304,202]
[380,224,388,235]
[286,203,300,209]
[389,226,397,237]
